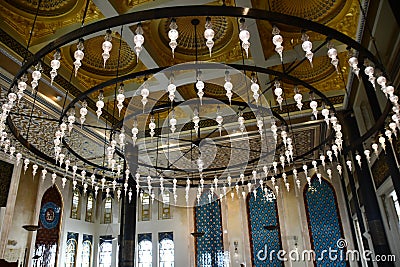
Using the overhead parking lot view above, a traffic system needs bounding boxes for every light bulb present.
[294,87,303,110]
[80,100,88,126]
[167,74,176,102]
[301,32,313,67]
[74,39,84,76]
[196,71,204,105]
[50,49,61,85]
[170,110,177,133]
[348,54,360,78]
[131,119,139,145]
[364,60,376,89]
[192,108,200,134]
[102,30,112,67]
[117,83,125,117]
[204,17,214,57]
[141,81,150,111]
[274,81,283,109]
[149,116,156,138]
[31,62,42,91]
[239,18,250,58]
[224,71,233,104]
[134,23,144,62]
[327,43,339,72]
[168,18,179,57]
[250,73,260,104]
[96,90,104,119]
[272,26,283,62]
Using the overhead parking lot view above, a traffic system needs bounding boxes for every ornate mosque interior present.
[0,0,399,266]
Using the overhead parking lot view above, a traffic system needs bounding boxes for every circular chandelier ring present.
[10,5,383,86]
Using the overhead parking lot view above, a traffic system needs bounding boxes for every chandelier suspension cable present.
[236,18,251,105]
[23,0,42,65]
[17,0,43,139]
[101,100,110,178]
[81,0,91,27]
[111,26,124,135]
[59,60,76,124]
[155,113,160,177]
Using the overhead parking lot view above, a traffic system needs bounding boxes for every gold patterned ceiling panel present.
[253,0,359,60]
[108,0,153,14]
[0,0,103,46]
[255,0,346,25]
[4,0,78,17]
[142,16,242,66]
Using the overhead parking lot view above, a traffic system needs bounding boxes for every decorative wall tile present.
[194,195,224,267]
[305,178,346,266]
[247,187,282,266]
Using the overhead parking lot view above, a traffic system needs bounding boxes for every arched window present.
[247,186,282,266]
[65,234,78,267]
[81,234,92,267]
[85,193,94,222]
[159,191,171,219]
[194,193,223,267]
[99,241,112,267]
[141,193,151,221]
[138,234,152,267]
[304,177,346,266]
[104,197,112,224]
[33,186,62,267]
[159,232,174,267]
[71,189,81,219]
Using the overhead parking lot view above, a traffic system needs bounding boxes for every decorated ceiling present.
[0,0,364,179]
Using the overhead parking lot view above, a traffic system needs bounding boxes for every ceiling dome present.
[4,0,77,17]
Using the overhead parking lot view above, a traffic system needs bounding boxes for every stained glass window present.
[104,197,112,224]
[85,193,94,222]
[65,232,78,267]
[159,232,174,267]
[305,177,346,266]
[138,233,152,267]
[71,189,81,219]
[81,234,92,267]
[390,190,400,224]
[141,193,151,221]
[99,240,112,267]
[33,244,57,267]
[159,191,171,219]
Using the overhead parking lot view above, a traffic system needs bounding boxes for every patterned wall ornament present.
[194,194,224,267]
[39,202,61,229]
[304,177,346,266]
[247,186,282,266]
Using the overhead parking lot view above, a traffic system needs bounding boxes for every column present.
[342,113,393,266]
[120,145,138,267]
